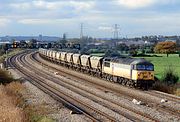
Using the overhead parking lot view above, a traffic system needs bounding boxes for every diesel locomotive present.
[39,48,155,90]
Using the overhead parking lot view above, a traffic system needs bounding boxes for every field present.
[91,53,180,82]
[138,54,180,81]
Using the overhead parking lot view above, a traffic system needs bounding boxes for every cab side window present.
[131,65,135,70]
[104,62,110,67]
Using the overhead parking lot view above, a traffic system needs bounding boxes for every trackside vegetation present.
[0,49,56,122]
[141,54,180,81]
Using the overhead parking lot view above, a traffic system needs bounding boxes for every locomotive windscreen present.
[136,65,154,71]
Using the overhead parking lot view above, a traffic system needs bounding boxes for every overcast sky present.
[0,0,180,38]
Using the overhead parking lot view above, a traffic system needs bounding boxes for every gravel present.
[7,53,180,122]
[35,63,180,122]
[35,53,180,122]
[8,67,92,122]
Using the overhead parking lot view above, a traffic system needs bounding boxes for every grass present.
[152,81,176,94]
[91,53,105,56]
[0,48,23,63]
[0,69,14,84]
[25,103,56,122]
[0,82,27,122]
[0,81,56,122]
[137,54,180,81]
[0,68,55,122]
[175,88,180,96]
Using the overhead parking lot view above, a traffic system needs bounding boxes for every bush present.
[152,81,175,94]
[104,49,121,57]
[0,82,27,122]
[0,69,14,84]
[153,67,179,94]
[161,67,179,85]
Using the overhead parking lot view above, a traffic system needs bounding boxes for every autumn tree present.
[154,41,177,57]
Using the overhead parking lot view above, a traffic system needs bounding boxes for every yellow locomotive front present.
[136,65,154,81]
[131,62,155,89]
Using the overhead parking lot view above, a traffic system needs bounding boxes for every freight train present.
[38,48,155,90]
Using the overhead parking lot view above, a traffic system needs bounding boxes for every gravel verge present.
[8,66,91,122]
[34,53,180,122]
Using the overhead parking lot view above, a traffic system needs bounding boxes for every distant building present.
[39,34,43,41]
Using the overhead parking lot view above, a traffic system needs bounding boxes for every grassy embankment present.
[0,82,27,122]
[0,48,23,63]
[135,54,180,95]
[0,49,55,122]
[92,53,180,82]
[91,53,180,95]
[141,54,180,81]
[0,80,56,122]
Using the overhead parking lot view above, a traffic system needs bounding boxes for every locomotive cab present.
[131,59,155,89]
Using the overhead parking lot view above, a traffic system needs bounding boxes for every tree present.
[116,43,129,52]
[104,49,121,57]
[129,44,138,56]
[154,41,177,57]
[28,39,37,48]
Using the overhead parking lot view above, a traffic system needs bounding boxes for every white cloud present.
[18,18,75,25]
[98,26,113,31]
[117,0,155,9]
[10,0,95,11]
[18,19,55,24]
[0,18,11,27]
[69,1,95,11]
[10,2,31,10]
[32,0,60,10]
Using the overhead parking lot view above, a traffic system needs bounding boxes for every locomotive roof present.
[104,57,153,65]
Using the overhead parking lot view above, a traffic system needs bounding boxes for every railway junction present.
[6,50,180,122]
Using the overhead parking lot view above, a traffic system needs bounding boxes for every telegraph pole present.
[113,24,120,40]
[80,23,83,39]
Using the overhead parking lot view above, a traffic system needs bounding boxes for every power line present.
[113,24,120,40]
[80,23,83,39]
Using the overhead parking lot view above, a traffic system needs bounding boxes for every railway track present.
[7,51,180,121]
[25,52,159,122]
[32,51,180,120]
[8,52,119,122]
[25,52,155,121]
[146,90,180,103]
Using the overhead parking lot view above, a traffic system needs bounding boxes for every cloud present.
[0,18,11,27]
[98,26,113,31]
[10,0,95,11]
[10,2,31,10]
[1,0,180,37]
[18,18,76,25]
[18,19,56,24]
[32,0,61,10]
[68,1,95,11]
[117,0,155,9]
[7,0,95,21]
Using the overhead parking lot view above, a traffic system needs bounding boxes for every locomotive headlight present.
[137,72,143,79]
